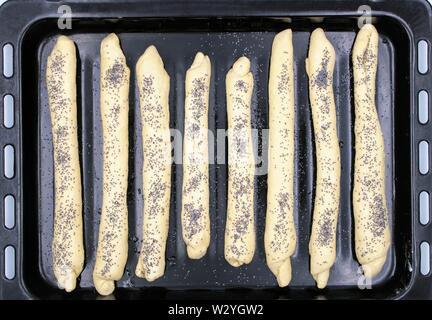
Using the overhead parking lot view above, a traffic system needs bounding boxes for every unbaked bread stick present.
[265,29,297,287]
[352,24,391,278]
[181,52,211,259]
[135,46,171,281]
[305,28,340,289]
[224,56,256,267]
[93,33,130,296]
[47,35,84,292]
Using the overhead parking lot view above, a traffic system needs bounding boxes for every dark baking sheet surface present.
[36,28,396,293]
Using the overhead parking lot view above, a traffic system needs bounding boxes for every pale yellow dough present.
[93,33,130,296]
[181,52,211,259]
[224,57,256,267]
[264,29,297,287]
[135,46,171,281]
[305,28,340,289]
[352,24,391,278]
[47,35,84,293]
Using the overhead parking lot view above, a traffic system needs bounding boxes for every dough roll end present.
[361,256,387,278]
[93,275,115,296]
[232,56,251,77]
[225,254,254,268]
[187,244,207,260]
[305,28,336,77]
[189,51,210,70]
[353,24,379,62]
[52,35,75,53]
[137,45,164,68]
[268,258,292,287]
[135,260,165,282]
[273,28,292,44]
[56,269,78,293]
[313,270,330,289]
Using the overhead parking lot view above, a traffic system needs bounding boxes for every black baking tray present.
[0,0,431,300]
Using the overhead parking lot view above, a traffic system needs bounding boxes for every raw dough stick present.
[224,56,256,267]
[305,29,340,289]
[93,33,130,296]
[47,36,84,292]
[135,46,171,281]
[353,24,391,278]
[264,29,296,287]
[181,52,211,259]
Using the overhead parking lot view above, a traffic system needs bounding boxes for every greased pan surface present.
[0,0,431,300]
[37,26,397,297]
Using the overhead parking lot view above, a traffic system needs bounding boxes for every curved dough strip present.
[305,29,340,289]
[135,46,171,281]
[352,24,391,278]
[224,56,256,267]
[93,33,130,296]
[181,52,211,259]
[264,29,297,287]
[47,36,84,292]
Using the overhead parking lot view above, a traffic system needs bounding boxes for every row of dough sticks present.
[46,24,390,296]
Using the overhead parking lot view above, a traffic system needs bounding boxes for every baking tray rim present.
[0,0,431,300]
